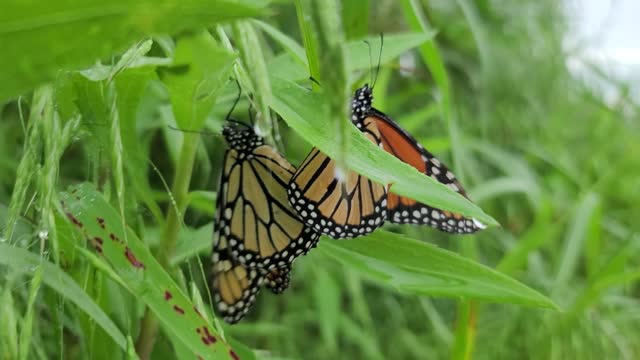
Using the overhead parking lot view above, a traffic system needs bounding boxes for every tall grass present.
[1,0,639,359]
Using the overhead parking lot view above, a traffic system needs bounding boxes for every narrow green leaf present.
[0,0,268,101]
[319,230,557,309]
[342,0,369,40]
[0,244,127,350]
[0,276,19,358]
[233,22,274,138]
[59,183,237,360]
[270,77,498,226]
[18,263,43,360]
[496,201,559,275]
[126,336,140,360]
[552,192,601,298]
[293,0,320,83]
[399,0,452,120]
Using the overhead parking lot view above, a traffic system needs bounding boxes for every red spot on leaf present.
[109,233,121,242]
[197,356,204,360]
[164,290,173,301]
[94,237,104,245]
[65,212,83,228]
[124,247,145,269]
[203,327,217,344]
[230,350,240,360]
[97,217,105,229]
[197,326,216,345]
[173,305,185,315]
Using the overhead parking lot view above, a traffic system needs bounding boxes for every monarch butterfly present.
[353,84,486,233]
[212,121,319,323]
[287,113,387,239]
[211,239,291,323]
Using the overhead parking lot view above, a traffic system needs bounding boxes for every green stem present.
[135,132,200,359]
[452,300,477,360]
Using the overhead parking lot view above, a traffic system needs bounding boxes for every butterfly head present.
[222,121,264,151]
[352,84,374,122]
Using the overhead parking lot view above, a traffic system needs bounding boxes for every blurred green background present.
[1,0,639,359]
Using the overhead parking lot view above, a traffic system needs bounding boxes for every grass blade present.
[0,244,128,350]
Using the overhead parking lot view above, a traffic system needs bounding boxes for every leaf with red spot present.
[59,183,240,360]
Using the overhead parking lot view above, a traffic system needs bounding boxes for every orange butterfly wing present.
[368,109,485,234]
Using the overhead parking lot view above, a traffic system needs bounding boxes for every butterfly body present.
[353,84,485,234]
[212,122,319,323]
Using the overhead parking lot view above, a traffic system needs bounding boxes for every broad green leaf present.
[263,32,434,82]
[267,53,309,82]
[253,20,307,66]
[346,32,436,72]
[270,77,498,226]
[0,244,127,350]
[0,0,268,101]
[160,31,236,130]
[320,231,557,309]
[59,183,239,360]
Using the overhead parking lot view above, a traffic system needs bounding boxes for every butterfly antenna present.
[372,33,384,88]
[225,78,242,121]
[364,39,374,86]
[167,125,218,136]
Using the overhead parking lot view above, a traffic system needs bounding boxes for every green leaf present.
[114,66,165,224]
[233,22,274,137]
[552,192,601,299]
[270,77,498,226]
[263,32,434,83]
[0,244,127,351]
[0,0,268,101]
[59,183,238,360]
[19,263,43,360]
[399,0,452,120]
[171,223,213,266]
[253,20,307,66]
[346,32,436,73]
[319,230,557,309]
[342,0,369,40]
[160,31,236,130]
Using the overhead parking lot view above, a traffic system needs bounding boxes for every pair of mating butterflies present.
[212,84,485,323]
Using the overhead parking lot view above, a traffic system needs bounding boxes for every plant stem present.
[135,132,200,359]
[452,300,477,360]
